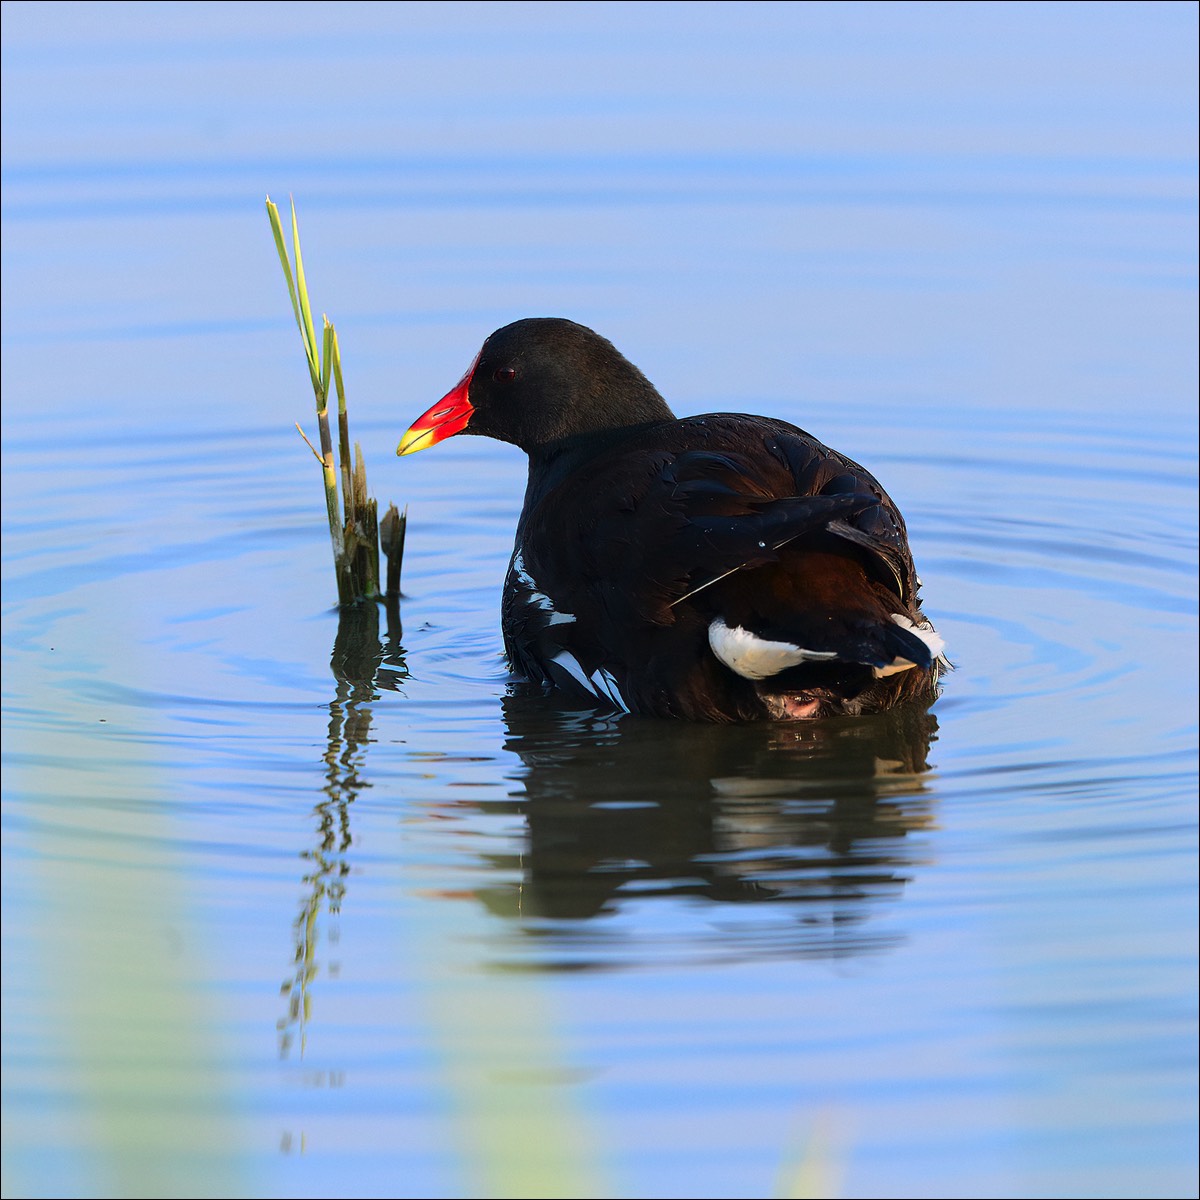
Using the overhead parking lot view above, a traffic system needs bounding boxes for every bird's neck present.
[518,420,664,525]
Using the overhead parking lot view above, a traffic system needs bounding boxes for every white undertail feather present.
[709,613,946,681]
[872,613,947,678]
[707,618,837,681]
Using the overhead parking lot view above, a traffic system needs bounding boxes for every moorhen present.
[397,318,945,721]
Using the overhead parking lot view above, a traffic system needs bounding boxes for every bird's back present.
[503,414,942,720]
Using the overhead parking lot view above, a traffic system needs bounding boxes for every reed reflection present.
[479,693,939,962]
[277,601,406,1059]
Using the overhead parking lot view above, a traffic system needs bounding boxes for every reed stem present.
[266,195,398,607]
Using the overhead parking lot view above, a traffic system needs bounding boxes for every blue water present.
[2,4,1197,1197]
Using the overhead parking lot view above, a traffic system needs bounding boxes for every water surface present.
[2,4,1197,1197]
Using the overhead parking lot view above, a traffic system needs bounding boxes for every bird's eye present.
[493,366,516,383]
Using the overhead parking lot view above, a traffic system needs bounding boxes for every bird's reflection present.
[476,690,939,962]
[277,600,406,1059]
[279,599,938,1049]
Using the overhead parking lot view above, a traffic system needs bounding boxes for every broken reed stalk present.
[266,195,404,606]
[380,504,408,600]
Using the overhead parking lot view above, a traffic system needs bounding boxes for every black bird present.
[397,318,945,721]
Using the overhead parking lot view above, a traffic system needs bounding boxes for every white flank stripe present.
[512,550,576,626]
[591,667,631,713]
[550,650,592,692]
[550,652,630,713]
[708,617,837,681]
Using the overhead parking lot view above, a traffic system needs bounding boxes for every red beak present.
[396,356,478,457]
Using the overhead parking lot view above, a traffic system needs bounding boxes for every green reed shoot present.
[266,195,402,606]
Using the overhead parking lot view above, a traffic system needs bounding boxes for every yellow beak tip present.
[396,429,431,457]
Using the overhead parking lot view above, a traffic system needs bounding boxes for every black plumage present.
[398,318,945,721]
